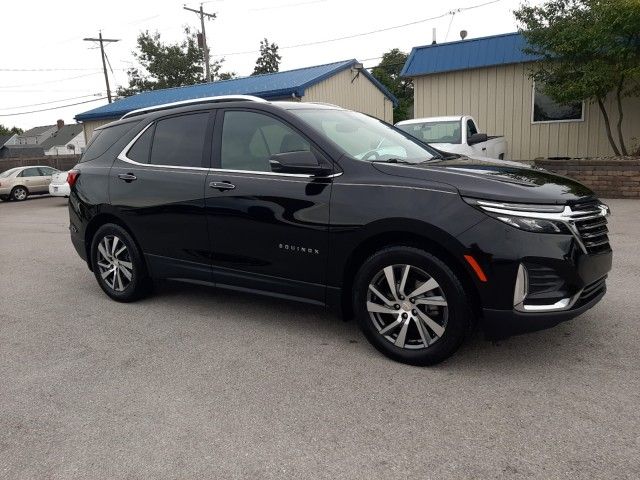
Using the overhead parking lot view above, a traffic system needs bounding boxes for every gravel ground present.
[1,196,638,479]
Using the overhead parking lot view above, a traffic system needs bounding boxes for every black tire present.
[10,186,28,201]
[0,195,9,201]
[353,246,473,366]
[90,223,151,302]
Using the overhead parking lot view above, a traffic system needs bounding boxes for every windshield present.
[290,109,438,163]
[396,121,462,144]
[0,167,21,178]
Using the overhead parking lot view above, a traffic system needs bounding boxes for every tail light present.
[67,170,80,187]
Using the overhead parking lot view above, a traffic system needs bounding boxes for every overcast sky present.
[0,0,542,130]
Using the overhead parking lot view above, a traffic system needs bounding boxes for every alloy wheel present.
[96,235,133,292]
[13,188,27,201]
[367,264,448,349]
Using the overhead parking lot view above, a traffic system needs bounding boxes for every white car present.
[396,115,508,160]
[48,170,70,197]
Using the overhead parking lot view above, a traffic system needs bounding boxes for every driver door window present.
[220,111,310,172]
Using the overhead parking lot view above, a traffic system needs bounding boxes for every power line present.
[249,0,327,11]
[213,0,501,57]
[0,72,102,89]
[84,32,120,103]
[0,97,105,117]
[1,95,103,111]
[0,68,103,72]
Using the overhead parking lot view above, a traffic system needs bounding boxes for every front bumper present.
[456,208,612,338]
[482,277,606,339]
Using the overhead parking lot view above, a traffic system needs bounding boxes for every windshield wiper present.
[369,158,414,164]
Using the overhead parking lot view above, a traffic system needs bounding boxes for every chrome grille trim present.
[475,200,611,254]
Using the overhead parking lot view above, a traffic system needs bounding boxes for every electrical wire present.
[1,95,103,111]
[0,68,103,72]
[0,72,102,89]
[0,97,105,117]
[212,0,501,57]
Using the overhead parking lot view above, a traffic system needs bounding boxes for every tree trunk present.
[596,96,621,156]
[615,78,628,156]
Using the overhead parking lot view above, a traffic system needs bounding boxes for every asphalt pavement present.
[1,196,638,479]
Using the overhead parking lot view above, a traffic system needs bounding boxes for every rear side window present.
[127,125,154,164]
[81,122,138,162]
[20,168,41,177]
[149,113,208,168]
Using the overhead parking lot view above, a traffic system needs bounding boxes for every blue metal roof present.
[76,59,398,121]
[401,32,541,77]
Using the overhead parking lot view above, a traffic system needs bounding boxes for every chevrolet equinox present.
[68,96,612,365]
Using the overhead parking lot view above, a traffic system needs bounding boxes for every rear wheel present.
[353,246,472,366]
[91,224,151,302]
[10,186,28,201]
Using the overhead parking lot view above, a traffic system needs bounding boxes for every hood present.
[373,156,596,205]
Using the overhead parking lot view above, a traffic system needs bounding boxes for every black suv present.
[68,96,612,365]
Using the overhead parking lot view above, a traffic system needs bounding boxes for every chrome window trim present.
[118,123,342,179]
[117,122,209,172]
[210,168,343,179]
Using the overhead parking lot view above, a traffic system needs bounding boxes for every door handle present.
[209,181,235,191]
[118,173,137,182]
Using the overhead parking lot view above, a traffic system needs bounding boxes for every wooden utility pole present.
[183,4,216,82]
[83,32,120,103]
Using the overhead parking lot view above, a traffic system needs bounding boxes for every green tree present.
[371,49,414,123]
[0,125,23,136]
[118,28,233,96]
[515,0,640,155]
[252,38,281,75]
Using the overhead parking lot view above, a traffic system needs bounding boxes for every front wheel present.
[353,246,473,366]
[10,186,28,201]
[91,224,151,302]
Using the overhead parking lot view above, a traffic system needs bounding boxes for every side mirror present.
[269,151,331,176]
[468,133,488,145]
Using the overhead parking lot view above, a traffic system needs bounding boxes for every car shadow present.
[150,279,582,371]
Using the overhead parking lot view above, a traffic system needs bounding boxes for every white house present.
[40,124,85,156]
[14,124,58,145]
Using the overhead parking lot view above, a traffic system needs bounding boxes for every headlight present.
[493,215,570,233]
[464,198,571,234]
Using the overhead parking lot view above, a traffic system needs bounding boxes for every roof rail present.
[121,95,268,119]
[306,101,342,108]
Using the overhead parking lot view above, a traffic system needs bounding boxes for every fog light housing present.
[513,263,528,307]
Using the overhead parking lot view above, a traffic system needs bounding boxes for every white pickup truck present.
[395,115,508,160]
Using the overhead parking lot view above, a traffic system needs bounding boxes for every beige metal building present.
[76,59,396,142]
[402,33,640,160]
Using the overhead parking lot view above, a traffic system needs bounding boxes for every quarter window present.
[220,111,310,172]
[127,125,154,164]
[150,113,209,168]
[81,121,138,162]
[532,84,583,123]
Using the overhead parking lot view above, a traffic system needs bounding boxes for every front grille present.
[571,201,611,254]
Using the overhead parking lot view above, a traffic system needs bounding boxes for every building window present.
[532,83,583,123]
